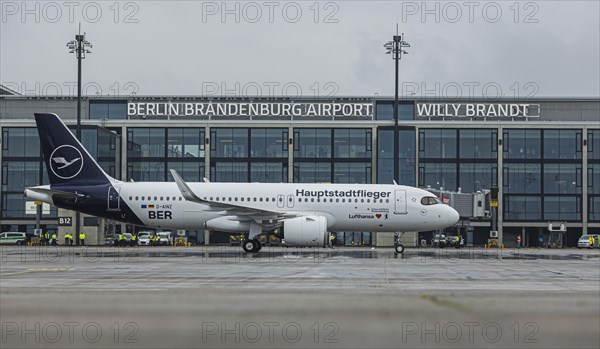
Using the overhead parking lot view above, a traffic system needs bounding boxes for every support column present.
[497,126,504,246]
[582,128,588,233]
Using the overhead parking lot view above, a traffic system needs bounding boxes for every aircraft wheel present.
[395,244,405,254]
[242,240,255,253]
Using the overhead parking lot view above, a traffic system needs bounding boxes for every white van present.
[578,234,598,248]
[157,231,173,246]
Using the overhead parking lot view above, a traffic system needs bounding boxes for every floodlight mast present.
[66,24,92,245]
[384,24,410,185]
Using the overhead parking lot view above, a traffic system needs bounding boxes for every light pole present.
[384,26,410,184]
[67,26,92,245]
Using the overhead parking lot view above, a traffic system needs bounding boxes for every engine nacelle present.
[283,216,327,247]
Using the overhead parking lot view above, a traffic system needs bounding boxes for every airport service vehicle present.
[431,233,447,248]
[577,234,598,248]
[24,113,460,253]
[0,232,27,245]
[157,231,173,245]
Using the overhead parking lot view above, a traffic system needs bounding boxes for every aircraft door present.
[108,186,121,211]
[277,194,285,208]
[287,194,295,208]
[394,189,407,214]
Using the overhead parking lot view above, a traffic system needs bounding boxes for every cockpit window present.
[421,196,441,205]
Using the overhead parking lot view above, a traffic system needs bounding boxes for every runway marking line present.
[1,267,77,276]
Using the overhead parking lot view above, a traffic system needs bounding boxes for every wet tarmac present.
[1,246,599,348]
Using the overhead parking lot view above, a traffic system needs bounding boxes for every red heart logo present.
[376,214,382,219]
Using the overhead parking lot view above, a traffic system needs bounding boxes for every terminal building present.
[1,88,599,247]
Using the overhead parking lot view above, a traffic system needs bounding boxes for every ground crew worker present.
[589,235,594,249]
[455,235,460,249]
[517,235,522,248]
[51,232,57,246]
[44,232,50,246]
[131,234,137,246]
[79,232,85,246]
[240,234,245,245]
[66,233,73,245]
[329,232,335,248]
[118,233,125,246]
[150,233,156,247]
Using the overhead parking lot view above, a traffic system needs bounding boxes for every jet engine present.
[283,216,327,247]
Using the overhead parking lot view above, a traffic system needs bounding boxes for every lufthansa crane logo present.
[50,145,83,180]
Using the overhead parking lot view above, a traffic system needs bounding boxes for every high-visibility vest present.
[118,234,124,241]
[52,234,57,239]
[79,233,85,240]
[132,235,137,241]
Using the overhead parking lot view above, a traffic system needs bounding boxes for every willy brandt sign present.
[127,102,373,118]
[417,103,541,118]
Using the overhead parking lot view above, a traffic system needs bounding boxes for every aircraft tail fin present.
[34,113,113,186]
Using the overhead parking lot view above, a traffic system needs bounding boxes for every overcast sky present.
[1,1,599,99]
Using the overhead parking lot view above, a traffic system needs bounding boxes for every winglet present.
[170,169,204,204]
[203,177,210,183]
[393,180,398,185]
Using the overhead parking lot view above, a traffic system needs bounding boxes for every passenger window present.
[154,196,157,200]
[141,196,145,200]
[160,196,163,201]
[135,196,138,200]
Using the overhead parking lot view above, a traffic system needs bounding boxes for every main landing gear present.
[242,239,262,253]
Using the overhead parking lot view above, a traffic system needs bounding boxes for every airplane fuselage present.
[27,182,458,233]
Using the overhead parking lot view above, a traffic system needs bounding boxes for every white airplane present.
[25,113,459,253]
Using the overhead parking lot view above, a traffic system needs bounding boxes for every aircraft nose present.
[447,206,460,225]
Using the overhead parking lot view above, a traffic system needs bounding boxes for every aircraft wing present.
[170,169,297,227]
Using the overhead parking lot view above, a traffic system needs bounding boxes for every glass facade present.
[502,129,584,222]
[89,100,128,120]
[543,129,582,160]
[589,130,600,222]
[504,196,542,220]
[293,129,371,183]
[419,129,456,159]
[503,129,541,159]
[459,163,497,193]
[128,128,205,182]
[377,129,415,186]
[459,129,497,159]
[375,103,414,121]
[208,128,288,183]
[589,129,600,160]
